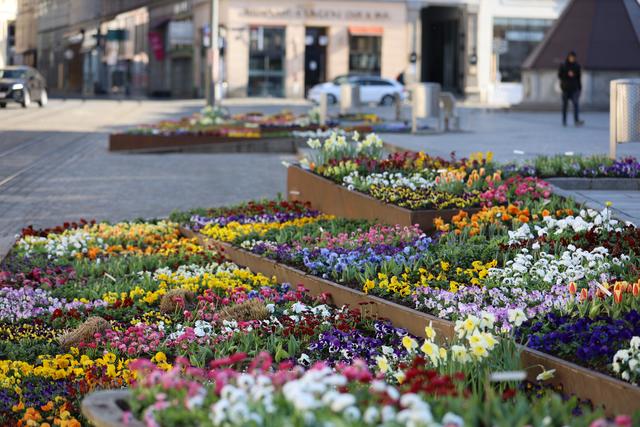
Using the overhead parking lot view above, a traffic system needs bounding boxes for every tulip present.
[614,288,623,304]
[568,282,577,295]
[633,282,640,297]
[580,288,588,301]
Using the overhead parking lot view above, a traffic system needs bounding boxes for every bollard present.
[319,93,328,126]
[340,83,360,115]
[610,79,640,159]
[394,93,402,121]
[411,83,441,133]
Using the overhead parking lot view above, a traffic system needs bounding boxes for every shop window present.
[493,18,553,82]
[349,35,381,76]
[248,26,285,97]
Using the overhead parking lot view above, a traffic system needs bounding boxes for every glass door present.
[248,27,285,97]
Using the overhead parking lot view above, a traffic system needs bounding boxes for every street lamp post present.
[208,0,220,106]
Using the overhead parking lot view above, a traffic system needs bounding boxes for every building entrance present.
[421,6,464,93]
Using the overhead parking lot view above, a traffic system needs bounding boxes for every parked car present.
[0,66,48,108]
[307,75,406,106]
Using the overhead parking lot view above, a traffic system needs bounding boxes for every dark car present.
[0,66,48,108]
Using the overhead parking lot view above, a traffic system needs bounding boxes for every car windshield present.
[0,69,26,79]
[333,76,352,86]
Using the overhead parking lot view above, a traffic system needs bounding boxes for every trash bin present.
[610,79,640,158]
[340,83,360,113]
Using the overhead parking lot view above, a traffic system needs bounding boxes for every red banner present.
[148,31,165,61]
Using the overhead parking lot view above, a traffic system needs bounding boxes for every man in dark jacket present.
[558,51,584,126]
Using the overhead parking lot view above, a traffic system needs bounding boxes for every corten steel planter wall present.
[109,133,300,154]
[183,229,640,416]
[287,166,480,233]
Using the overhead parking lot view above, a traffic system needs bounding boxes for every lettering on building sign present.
[239,7,391,21]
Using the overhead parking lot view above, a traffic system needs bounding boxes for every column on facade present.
[476,0,495,103]
[285,24,304,98]
[224,25,249,97]
[327,26,348,79]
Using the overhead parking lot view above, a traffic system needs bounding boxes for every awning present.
[348,26,383,36]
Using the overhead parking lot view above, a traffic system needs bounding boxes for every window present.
[248,27,285,97]
[493,18,553,82]
[349,35,381,76]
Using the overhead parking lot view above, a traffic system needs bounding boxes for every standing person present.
[558,51,584,127]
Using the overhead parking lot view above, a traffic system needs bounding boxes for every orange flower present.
[633,282,640,297]
[507,205,520,216]
[580,288,588,301]
[518,214,530,223]
[502,214,512,222]
[40,401,54,412]
[614,288,623,304]
[541,209,551,217]
[568,282,577,295]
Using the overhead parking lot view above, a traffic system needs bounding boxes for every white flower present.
[330,393,356,412]
[507,308,527,327]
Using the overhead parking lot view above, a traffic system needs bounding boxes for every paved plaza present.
[1,99,639,256]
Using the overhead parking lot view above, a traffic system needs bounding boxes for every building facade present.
[14,0,568,101]
[214,0,568,103]
[0,0,17,68]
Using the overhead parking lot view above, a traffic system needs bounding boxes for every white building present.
[0,0,17,67]
[210,0,568,103]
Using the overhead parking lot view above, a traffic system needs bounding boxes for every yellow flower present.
[424,322,436,340]
[420,340,438,359]
[402,336,418,352]
[376,356,389,373]
[470,343,489,359]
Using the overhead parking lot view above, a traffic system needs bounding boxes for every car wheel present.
[0,103,5,109]
[21,90,31,108]
[380,95,395,106]
[38,89,48,107]
[327,94,337,105]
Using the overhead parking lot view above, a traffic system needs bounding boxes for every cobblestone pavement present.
[0,99,295,256]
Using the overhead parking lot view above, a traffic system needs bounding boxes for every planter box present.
[109,133,301,154]
[185,229,640,416]
[82,389,142,427]
[547,177,640,191]
[287,166,480,233]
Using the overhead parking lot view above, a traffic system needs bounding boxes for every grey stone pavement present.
[381,109,640,223]
[0,99,638,257]
[0,99,296,256]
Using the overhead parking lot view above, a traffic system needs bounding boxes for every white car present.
[308,75,406,106]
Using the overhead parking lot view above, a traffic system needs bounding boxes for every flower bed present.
[175,187,640,415]
[0,211,636,426]
[287,132,557,231]
[508,154,640,179]
[1,218,627,426]
[109,107,316,153]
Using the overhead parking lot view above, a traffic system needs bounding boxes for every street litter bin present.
[610,79,640,158]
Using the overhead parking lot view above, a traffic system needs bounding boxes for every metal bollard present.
[610,79,640,159]
[411,83,441,133]
[340,83,360,115]
[319,93,328,126]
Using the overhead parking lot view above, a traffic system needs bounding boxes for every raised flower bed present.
[288,132,554,233]
[1,216,626,426]
[110,107,315,153]
[174,192,640,416]
[504,154,640,190]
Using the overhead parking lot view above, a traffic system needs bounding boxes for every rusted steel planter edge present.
[286,165,481,232]
[109,133,304,153]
